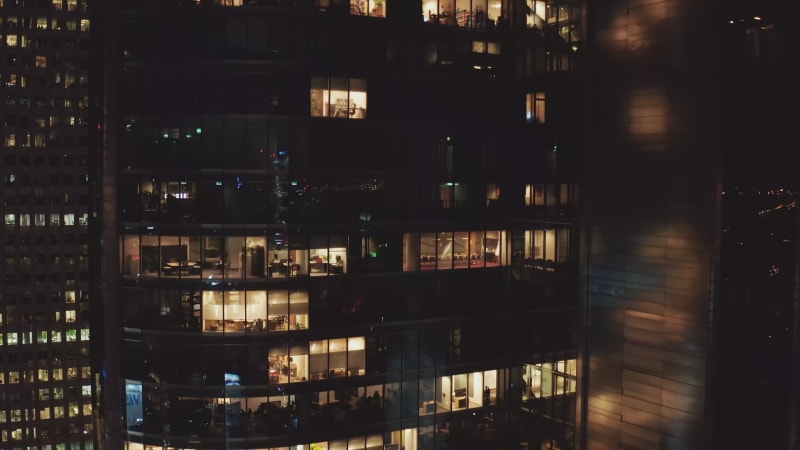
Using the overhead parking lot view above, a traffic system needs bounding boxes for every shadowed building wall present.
[581,1,721,449]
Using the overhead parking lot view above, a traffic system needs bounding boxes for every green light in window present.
[196,127,202,134]
[216,181,222,186]
[162,133,169,138]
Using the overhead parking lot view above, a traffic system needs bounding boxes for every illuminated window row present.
[5,31,88,51]
[0,17,89,31]
[423,0,499,29]
[4,213,88,227]
[123,371,496,444]
[33,366,91,382]
[0,72,87,88]
[0,404,92,424]
[121,233,347,279]
[4,131,86,149]
[3,115,88,128]
[201,289,309,333]
[125,429,411,450]
[1,367,89,385]
[1,328,89,346]
[52,0,87,11]
[403,230,509,271]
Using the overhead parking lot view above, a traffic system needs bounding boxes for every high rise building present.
[99,1,582,450]
[0,0,95,448]
[97,1,800,450]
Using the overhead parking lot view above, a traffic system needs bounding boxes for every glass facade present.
[103,1,581,449]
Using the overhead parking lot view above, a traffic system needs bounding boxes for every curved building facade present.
[101,1,582,449]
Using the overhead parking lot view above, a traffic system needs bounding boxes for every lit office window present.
[404,230,507,271]
[422,0,500,28]
[52,0,63,10]
[310,77,367,119]
[217,0,243,5]
[525,92,546,123]
[521,359,577,400]
[519,227,572,267]
[350,0,386,17]
[524,183,543,206]
[472,40,500,54]
[80,19,90,32]
[35,56,47,68]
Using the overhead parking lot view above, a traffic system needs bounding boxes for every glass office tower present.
[0,0,95,449]
[100,1,581,449]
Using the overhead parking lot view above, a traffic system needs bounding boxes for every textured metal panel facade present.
[582,0,721,448]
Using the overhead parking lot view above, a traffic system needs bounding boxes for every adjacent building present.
[0,0,95,448]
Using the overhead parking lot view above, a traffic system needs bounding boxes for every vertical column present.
[581,1,721,449]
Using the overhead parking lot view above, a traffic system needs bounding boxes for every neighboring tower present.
[0,0,94,448]
[581,1,721,449]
